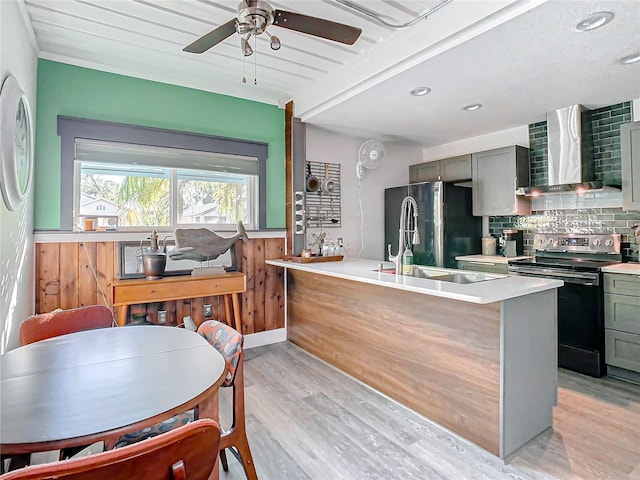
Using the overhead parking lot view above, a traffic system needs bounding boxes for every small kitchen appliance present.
[499,229,523,257]
[508,233,622,377]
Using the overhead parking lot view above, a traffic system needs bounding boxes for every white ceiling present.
[20,0,640,147]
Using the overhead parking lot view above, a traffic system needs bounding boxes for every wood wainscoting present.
[35,237,285,334]
[286,269,502,456]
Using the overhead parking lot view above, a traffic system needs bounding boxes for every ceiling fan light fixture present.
[573,11,614,32]
[265,30,281,50]
[270,34,281,50]
[182,0,362,58]
[241,35,253,56]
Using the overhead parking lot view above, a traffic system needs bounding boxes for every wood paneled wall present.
[35,238,285,334]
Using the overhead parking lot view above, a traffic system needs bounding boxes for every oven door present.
[508,266,605,377]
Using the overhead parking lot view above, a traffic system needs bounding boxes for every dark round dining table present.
[0,325,226,459]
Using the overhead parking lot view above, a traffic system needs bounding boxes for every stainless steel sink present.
[413,267,504,283]
[414,271,493,284]
[375,266,503,284]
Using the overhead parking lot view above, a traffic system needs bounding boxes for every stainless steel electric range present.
[508,233,622,378]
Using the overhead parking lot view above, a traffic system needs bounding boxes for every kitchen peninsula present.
[266,258,563,460]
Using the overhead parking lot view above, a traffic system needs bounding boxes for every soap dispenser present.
[402,247,414,275]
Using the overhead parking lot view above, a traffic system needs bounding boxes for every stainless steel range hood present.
[518,105,610,196]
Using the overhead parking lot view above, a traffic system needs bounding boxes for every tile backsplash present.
[489,101,639,260]
[490,208,639,260]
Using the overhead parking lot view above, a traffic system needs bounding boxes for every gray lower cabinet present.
[604,273,640,373]
[409,155,471,183]
[458,260,509,275]
[621,121,640,211]
[606,331,640,373]
[472,146,531,216]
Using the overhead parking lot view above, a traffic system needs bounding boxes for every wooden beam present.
[285,101,294,255]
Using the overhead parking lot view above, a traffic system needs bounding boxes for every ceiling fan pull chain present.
[254,34,257,85]
[242,54,247,84]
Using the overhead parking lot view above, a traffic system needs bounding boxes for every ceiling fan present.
[183,0,362,56]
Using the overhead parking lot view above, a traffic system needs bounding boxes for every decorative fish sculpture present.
[170,221,248,262]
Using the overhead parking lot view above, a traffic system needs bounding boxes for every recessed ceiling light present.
[462,103,482,111]
[410,87,431,96]
[573,11,614,32]
[618,52,640,65]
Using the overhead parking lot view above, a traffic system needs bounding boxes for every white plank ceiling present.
[24,0,448,104]
[20,0,640,146]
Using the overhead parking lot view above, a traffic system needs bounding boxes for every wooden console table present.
[112,272,246,331]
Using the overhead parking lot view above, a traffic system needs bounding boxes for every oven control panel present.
[534,234,621,254]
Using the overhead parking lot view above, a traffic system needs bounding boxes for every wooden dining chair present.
[16,305,115,464]
[105,320,258,480]
[0,419,221,480]
[19,306,114,346]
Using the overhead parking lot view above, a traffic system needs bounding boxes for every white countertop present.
[266,258,562,304]
[601,263,640,275]
[455,255,532,264]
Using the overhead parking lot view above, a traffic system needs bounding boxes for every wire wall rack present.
[304,161,341,228]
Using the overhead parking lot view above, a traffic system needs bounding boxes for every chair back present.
[1,419,221,480]
[197,320,243,387]
[20,306,114,346]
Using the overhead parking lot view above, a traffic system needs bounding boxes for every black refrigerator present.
[384,181,482,268]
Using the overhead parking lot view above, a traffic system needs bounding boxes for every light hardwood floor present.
[26,341,640,479]
[221,341,640,480]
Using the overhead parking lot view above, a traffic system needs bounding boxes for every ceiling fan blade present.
[183,19,237,54]
[273,10,362,45]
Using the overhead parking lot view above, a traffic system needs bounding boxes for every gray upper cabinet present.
[472,146,531,216]
[440,155,472,181]
[409,161,440,183]
[409,155,471,184]
[621,121,640,211]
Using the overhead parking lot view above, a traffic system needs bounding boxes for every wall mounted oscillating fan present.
[356,139,385,179]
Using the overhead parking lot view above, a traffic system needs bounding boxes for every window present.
[58,117,268,231]
[74,140,258,230]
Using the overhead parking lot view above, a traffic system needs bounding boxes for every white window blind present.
[75,139,259,175]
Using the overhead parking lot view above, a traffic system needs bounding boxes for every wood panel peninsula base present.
[112,272,246,330]
[267,259,561,460]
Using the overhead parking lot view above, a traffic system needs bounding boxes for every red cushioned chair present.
[0,419,221,480]
[20,306,114,346]
[105,320,257,480]
[16,305,115,465]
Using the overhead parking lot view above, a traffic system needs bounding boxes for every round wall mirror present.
[1,75,34,211]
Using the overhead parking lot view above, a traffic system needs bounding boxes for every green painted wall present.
[34,59,285,230]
